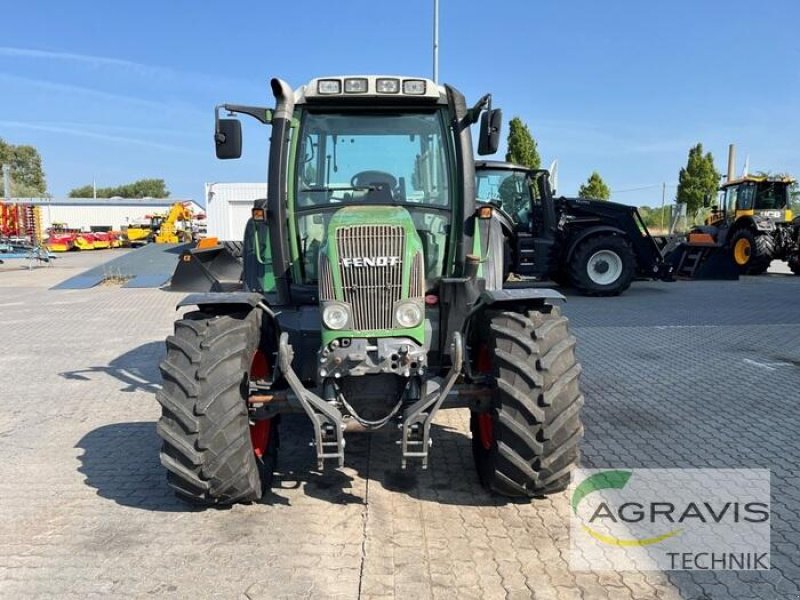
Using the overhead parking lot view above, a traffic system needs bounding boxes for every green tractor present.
[157,75,584,505]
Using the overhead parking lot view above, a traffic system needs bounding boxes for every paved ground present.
[0,253,798,599]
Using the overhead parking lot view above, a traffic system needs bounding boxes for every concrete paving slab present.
[0,263,798,599]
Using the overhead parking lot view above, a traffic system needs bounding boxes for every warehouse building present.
[204,183,266,241]
[9,197,204,231]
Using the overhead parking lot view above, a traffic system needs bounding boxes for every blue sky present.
[1,0,798,206]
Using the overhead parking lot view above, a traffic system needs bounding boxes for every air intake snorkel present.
[267,78,296,305]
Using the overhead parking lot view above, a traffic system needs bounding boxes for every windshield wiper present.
[301,185,380,192]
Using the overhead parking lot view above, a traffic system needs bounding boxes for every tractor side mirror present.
[215,118,242,159]
[477,109,502,156]
[702,193,712,208]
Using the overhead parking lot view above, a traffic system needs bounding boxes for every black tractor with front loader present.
[475,161,672,295]
[156,76,584,505]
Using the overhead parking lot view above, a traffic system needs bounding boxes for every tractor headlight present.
[376,78,400,94]
[395,302,423,328]
[317,79,342,95]
[322,303,350,330]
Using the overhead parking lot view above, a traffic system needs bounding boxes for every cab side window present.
[737,184,755,211]
[725,186,738,213]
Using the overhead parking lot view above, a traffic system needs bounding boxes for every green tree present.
[676,143,720,216]
[68,185,95,198]
[637,204,672,232]
[578,171,611,200]
[505,117,541,169]
[0,138,47,197]
[69,178,170,198]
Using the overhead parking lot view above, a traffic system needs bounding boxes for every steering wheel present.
[350,170,398,190]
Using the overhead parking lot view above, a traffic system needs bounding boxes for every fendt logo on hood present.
[342,256,401,268]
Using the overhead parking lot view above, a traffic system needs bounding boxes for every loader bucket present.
[169,244,244,292]
[665,243,739,280]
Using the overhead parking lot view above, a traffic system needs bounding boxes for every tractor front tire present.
[156,310,265,505]
[731,229,773,275]
[568,235,636,296]
[471,307,584,497]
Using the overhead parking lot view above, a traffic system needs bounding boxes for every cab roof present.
[721,174,796,188]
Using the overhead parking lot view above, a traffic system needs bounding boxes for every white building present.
[204,183,267,241]
[16,197,204,231]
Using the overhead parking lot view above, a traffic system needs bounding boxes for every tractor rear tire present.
[731,229,773,275]
[470,307,584,497]
[568,235,636,296]
[156,309,266,506]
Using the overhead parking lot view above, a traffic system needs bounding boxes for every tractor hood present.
[562,196,636,214]
[318,205,426,345]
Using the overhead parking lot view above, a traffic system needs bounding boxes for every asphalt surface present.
[0,252,798,599]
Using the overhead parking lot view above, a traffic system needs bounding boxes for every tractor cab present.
[474,161,560,278]
[475,161,555,238]
[212,77,502,311]
[719,175,795,225]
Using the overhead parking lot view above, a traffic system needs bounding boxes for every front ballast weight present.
[277,330,464,470]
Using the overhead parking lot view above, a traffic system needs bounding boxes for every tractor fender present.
[468,288,565,322]
[723,216,768,243]
[752,216,777,232]
[176,292,265,311]
[564,225,627,264]
[462,288,565,374]
[176,292,282,364]
[478,287,565,305]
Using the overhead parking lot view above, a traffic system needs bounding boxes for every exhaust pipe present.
[727,144,736,182]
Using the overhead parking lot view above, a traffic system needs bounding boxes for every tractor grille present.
[336,225,405,330]
[318,255,335,301]
[409,252,424,298]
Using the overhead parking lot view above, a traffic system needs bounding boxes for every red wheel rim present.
[475,342,495,450]
[477,413,494,450]
[250,349,271,380]
[249,350,272,457]
[476,343,492,374]
[249,419,272,458]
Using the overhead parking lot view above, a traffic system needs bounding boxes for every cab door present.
[734,183,755,219]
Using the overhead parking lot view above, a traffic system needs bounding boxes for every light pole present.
[433,0,439,83]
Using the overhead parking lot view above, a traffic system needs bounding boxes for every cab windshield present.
[296,111,450,208]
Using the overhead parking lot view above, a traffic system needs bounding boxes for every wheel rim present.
[475,343,495,451]
[734,238,751,265]
[249,350,272,458]
[586,250,623,285]
[249,419,272,459]
[477,413,494,450]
